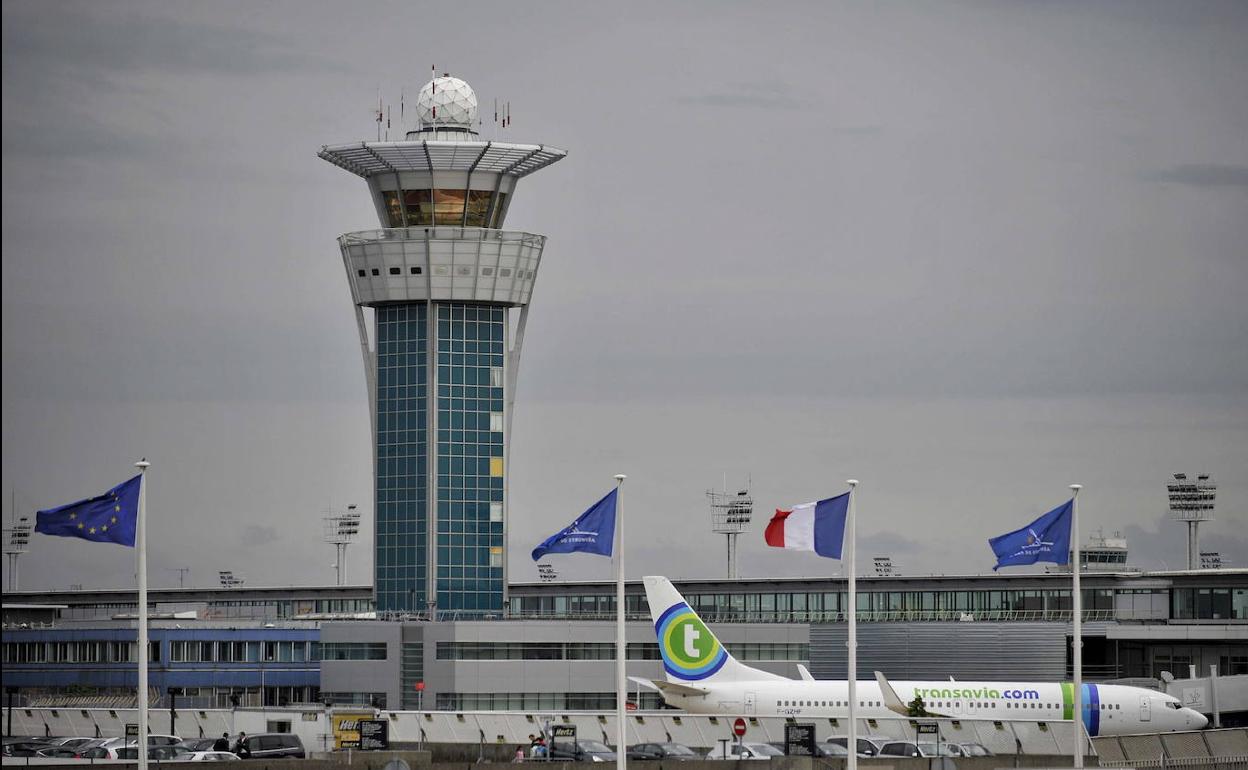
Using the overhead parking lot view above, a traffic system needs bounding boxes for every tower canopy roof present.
[318,140,566,179]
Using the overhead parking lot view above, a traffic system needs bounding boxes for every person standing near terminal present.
[213,733,230,752]
[233,733,250,758]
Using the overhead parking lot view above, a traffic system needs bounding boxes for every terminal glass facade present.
[374,302,506,613]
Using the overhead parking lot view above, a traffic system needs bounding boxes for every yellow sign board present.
[331,711,375,749]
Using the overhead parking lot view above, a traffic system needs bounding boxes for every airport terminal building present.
[4,568,1245,722]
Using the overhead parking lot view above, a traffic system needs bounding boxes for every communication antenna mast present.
[707,478,753,580]
[3,511,33,592]
[323,504,362,585]
[1167,472,1216,570]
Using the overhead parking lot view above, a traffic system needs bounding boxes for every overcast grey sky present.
[3,0,1246,591]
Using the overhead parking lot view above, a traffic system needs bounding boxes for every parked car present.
[879,740,962,758]
[549,740,618,762]
[826,736,888,757]
[628,742,700,760]
[767,741,847,758]
[37,747,85,758]
[184,751,242,761]
[705,742,784,760]
[958,742,994,757]
[45,736,96,749]
[117,744,189,760]
[235,732,305,759]
[79,744,129,759]
[2,740,57,758]
[101,733,183,748]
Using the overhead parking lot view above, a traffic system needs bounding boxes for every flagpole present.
[135,459,150,770]
[613,474,627,770]
[845,480,858,770]
[1070,484,1083,769]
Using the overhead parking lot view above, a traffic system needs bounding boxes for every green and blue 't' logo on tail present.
[655,602,727,680]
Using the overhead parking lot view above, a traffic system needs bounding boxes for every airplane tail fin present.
[643,575,785,684]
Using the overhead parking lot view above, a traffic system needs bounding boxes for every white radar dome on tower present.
[416,75,478,130]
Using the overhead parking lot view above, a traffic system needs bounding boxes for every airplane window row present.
[778,700,883,708]
[774,699,1122,712]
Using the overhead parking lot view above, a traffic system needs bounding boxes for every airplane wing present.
[653,680,712,697]
[796,664,816,681]
[874,671,953,718]
[628,677,660,691]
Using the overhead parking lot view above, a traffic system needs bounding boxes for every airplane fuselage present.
[661,679,1204,736]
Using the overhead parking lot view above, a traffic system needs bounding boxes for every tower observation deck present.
[320,75,566,614]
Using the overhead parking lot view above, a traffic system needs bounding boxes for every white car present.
[100,734,182,748]
[184,751,242,761]
[45,737,96,749]
[705,742,785,760]
[78,744,129,759]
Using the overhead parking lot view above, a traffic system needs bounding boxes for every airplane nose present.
[1187,709,1208,729]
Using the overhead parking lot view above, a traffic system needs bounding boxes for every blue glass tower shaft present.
[374,302,506,614]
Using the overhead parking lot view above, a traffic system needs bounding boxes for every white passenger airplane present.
[638,576,1206,736]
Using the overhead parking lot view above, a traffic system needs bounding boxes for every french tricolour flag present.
[764,492,850,559]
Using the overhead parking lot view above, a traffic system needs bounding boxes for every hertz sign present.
[331,712,375,749]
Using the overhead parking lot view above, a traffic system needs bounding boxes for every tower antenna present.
[375,87,383,141]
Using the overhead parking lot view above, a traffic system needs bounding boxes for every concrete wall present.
[320,622,405,708]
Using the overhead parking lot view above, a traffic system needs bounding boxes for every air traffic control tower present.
[320,75,566,614]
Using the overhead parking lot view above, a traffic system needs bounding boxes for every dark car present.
[237,732,305,759]
[628,742,700,760]
[2,740,57,758]
[37,747,85,759]
[549,740,618,762]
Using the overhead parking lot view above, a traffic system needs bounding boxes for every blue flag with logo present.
[988,499,1073,571]
[35,474,141,547]
[531,488,617,561]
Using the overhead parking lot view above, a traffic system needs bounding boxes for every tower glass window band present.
[435,303,506,612]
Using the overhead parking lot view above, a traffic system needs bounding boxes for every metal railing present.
[497,609,1122,624]
[339,227,545,248]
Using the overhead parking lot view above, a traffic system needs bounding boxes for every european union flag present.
[988,499,1073,571]
[35,474,141,547]
[531,488,617,561]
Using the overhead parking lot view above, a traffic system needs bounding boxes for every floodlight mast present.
[3,515,33,592]
[1167,473,1216,570]
[708,479,753,580]
[323,504,361,586]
